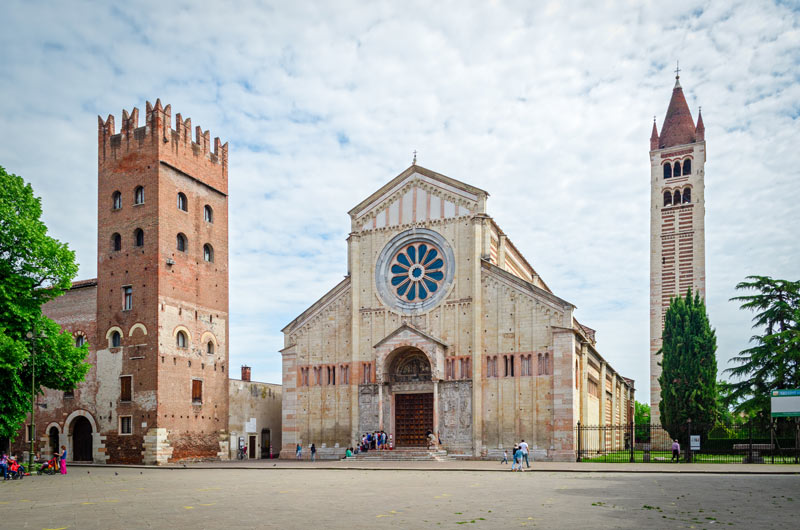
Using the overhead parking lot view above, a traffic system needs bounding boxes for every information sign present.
[690,435,700,451]
[771,389,800,417]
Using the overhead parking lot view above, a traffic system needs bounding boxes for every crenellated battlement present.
[98,99,228,178]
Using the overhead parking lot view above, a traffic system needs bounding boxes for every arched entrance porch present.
[386,347,435,447]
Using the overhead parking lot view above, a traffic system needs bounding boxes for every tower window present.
[683,188,691,204]
[111,330,121,348]
[192,379,203,404]
[203,244,214,263]
[207,341,214,355]
[75,335,85,348]
[177,233,187,252]
[673,190,681,205]
[134,228,144,247]
[673,161,681,178]
[111,233,121,251]
[682,158,692,175]
[204,205,213,223]
[663,191,672,207]
[663,163,671,179]
[177,192,188,212]
[112,191,122,210]
[120,375,132,402]
[123,286,132,311]
[134,186,144,205]
[176,331,188,348]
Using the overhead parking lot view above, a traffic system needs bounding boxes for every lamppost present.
[26,329,45,470]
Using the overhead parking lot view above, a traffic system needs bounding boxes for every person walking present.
[296,443,302,460]
[59,445,67,475]
[310,443,316,462]
[512,445,524,472]
[671,440,681,462]
[519,439,530,468]
[500,449,508,464]
[1,452,8,480]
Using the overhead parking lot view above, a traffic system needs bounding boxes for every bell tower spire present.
[648,71,707,425]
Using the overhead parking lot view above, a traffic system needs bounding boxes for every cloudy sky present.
[2,1,798,397]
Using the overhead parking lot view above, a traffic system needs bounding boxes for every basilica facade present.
[281,165,634,460]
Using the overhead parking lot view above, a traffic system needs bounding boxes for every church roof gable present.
[373,322,449,350]
[348,164,488,225]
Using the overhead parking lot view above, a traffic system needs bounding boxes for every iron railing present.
[575,419,800,464]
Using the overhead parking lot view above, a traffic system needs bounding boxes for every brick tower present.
[649,73,706,424]
[97,100,230,463]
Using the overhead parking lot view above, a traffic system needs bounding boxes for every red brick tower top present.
[98,99,228,194]
[650,118,660,151]
[657,75,697,149]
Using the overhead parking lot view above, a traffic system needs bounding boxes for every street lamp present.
[26,329,45,470]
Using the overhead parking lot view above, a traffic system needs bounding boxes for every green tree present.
[634,400,650,426]
[724,276,800,417]
[658,289,718,441]
[0,166,90,439]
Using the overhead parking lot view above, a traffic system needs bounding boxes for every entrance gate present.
[71,416,93,462]
[395,393,433,447]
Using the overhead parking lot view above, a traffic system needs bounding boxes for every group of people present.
[500,440,531,471]
[1,446,67,480]
[360,431,390,452]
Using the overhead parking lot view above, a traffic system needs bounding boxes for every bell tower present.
[649,71,707,424]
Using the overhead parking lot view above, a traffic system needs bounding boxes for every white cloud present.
[1,0,798,394]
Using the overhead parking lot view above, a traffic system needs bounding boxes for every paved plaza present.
[1,465,798,529]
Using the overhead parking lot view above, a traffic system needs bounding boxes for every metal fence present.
[576,419,800,464]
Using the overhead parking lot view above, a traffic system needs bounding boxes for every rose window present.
[389,242,445,302]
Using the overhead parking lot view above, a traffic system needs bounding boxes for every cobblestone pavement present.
[1,467,797,529]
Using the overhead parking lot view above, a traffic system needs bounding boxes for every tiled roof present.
[659,79,696,149]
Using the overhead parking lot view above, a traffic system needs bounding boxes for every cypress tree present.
[658,289,718,441]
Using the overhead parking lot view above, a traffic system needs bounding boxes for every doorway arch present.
[48,426,60,457]
[67,414,95,462]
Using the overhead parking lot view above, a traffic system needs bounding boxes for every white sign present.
[245,418,257,433]
[690,435,700,451]
[771,389,800,417]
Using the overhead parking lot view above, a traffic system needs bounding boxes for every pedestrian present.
[296,443,302,460]
[500,450,508,464]
[60,445,68,475]
[511,445,523,471]
[671,439,680,462]
[310,443,316,462]
[1,452,8,480]
[519,439,530,468]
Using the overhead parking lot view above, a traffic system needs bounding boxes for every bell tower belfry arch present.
[649,70,707,424]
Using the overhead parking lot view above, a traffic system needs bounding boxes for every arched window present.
[134,186,144,205]
[203,244,214,263]
[683,187,691,204]
[544,353,550,375]
[176,233,187,252]
[673,161,681,177]
[537,353,543,375]
[204,205,213,223]
[111,331,121,348]
[75,335,85,348]
[682,158,691,175]
[111,233,121,251]
[112,191,122,210]
[673,190,681,205]
[134,228,144,247]
[663,191,672,207]
[663,163,671,179]
[176,331,187,348]
[207,341,214,355]
[177,192,187,212]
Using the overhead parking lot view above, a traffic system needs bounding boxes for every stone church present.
[281,165,634,460]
